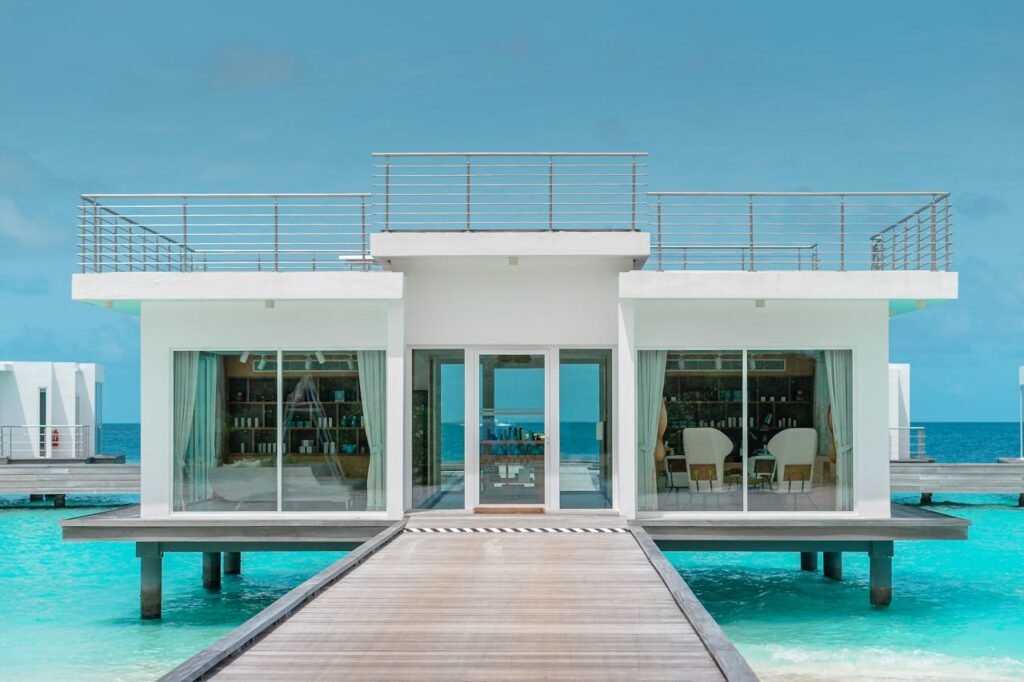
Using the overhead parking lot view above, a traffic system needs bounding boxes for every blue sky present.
[1,1,1021,422]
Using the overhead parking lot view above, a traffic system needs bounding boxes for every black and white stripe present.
[405,526,628,534]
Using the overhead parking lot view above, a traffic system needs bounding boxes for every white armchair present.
[682,428,734,492]
[766,428,818,492]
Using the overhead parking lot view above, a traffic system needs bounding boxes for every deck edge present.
[156,520,406,682]
[630,524,759,682]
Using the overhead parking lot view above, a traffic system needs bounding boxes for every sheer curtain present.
[184,353,223,508]
[636,350,667,512]
[358,351,387,511]
[824,350,853,510]
[173,351,200,510]
[813,353,831,457]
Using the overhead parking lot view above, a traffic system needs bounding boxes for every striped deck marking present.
[211,520,737,681]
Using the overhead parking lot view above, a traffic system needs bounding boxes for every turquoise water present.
[1,422,1022,680]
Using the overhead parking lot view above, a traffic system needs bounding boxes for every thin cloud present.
[0,275,51,296]
[208,47,302,90]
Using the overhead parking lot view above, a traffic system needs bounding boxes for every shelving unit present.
[222,358,369,476]
[662,354,816,460]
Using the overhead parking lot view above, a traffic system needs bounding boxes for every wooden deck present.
[164,514,755,681]
[890,460,1024,504]
[0,461,139,496]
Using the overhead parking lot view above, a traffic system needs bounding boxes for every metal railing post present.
[631,157,637,231]
[92,202,99,272]
[548,157,554,231]
[361,196,368,270]
[128,226,134,272]
[839,195,846,271]
[930,197,938,271]
[916,213,923,270]
[747,195,755,271]
[465,157,471,231]
[113,218,119,272]
[182,197,189,272]
[657,196,663,271]
[943,196,951,271]
[384,158,390,232]
[79,201,86,273]
[274,196,280,272]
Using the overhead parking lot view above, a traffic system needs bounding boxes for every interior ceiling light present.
[305,355,313,370]
[239,351,250,364]
[257,355,267,370]
[315,351,326,365]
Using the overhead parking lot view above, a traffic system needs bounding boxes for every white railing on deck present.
[0,425,92,459]
[647,192,952,272]
[889,425,927,461]
[372,152,647,232]
[79,194,372,273]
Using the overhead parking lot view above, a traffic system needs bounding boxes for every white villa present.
[0,361,103,460]
[64,152,964,617]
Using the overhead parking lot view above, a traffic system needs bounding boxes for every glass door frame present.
[466,348,558,510]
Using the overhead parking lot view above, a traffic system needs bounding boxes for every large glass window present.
[411,349,466,509]
[637,349,852,513]
[173,350,386,512]
[559,349,612,509]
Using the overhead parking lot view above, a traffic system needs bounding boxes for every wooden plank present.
[195,520,734,682]
[0,463,139,494]
[159,521,406,682]
[631,525,758,682]
[890,462,1024,494]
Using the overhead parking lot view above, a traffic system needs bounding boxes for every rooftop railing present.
[372,152,647,231]
[647,192,952,272]
[79,194,372,273]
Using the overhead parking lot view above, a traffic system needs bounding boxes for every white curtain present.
[173,351,200,510]
[358,351,387,511]
[636,350,667,512]
[824,350,853,510]
[185,353,223,507]
[813,353,831,457]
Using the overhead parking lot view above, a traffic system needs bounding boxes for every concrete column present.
[137,543,162,620]
[203,552,221,590]
[616,299,637,519]
[385,300,406,519]
[869,541,893,607]
[223,551,241,575]
[53,494,66,508]
[920,492,932,504]
[823,551,842,580]
[800,552,818,572]
[1018,493,1023,508]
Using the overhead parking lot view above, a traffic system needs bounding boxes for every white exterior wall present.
[625,299,891,518]
[138,299,400,519]
[0,361,101,458]
[888,364,912,460]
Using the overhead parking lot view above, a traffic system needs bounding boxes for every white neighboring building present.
[0,361,104,459]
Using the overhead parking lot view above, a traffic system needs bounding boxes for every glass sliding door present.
[478,353,546,506]
[747,350,852,512]
[559,349,612,509]
[637,348,854,514]
[411,349,466,509]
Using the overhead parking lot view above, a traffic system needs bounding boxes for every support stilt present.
[1018,492,1024,508]
[203,552,221,590]
[223,551,241,575]
[920,492,932,505]
[53,494,66,508]
[869,541,893,607]
[138,543,163,619]
[800,551,818,572]
[29,494,43,502]
[823,551,842,580]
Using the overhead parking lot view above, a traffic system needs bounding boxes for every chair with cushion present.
[682,428,734,492]
[766,428,818,492]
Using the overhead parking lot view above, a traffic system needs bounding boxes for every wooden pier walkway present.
[0,460,139,502]
[164,513,756,681]
[890,460,1024,505]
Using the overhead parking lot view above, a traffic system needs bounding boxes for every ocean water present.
[0,422,1021,680]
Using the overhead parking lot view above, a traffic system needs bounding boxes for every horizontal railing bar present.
[371,151,648,157]
[649,191,949,197]
[81,193,371,199]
